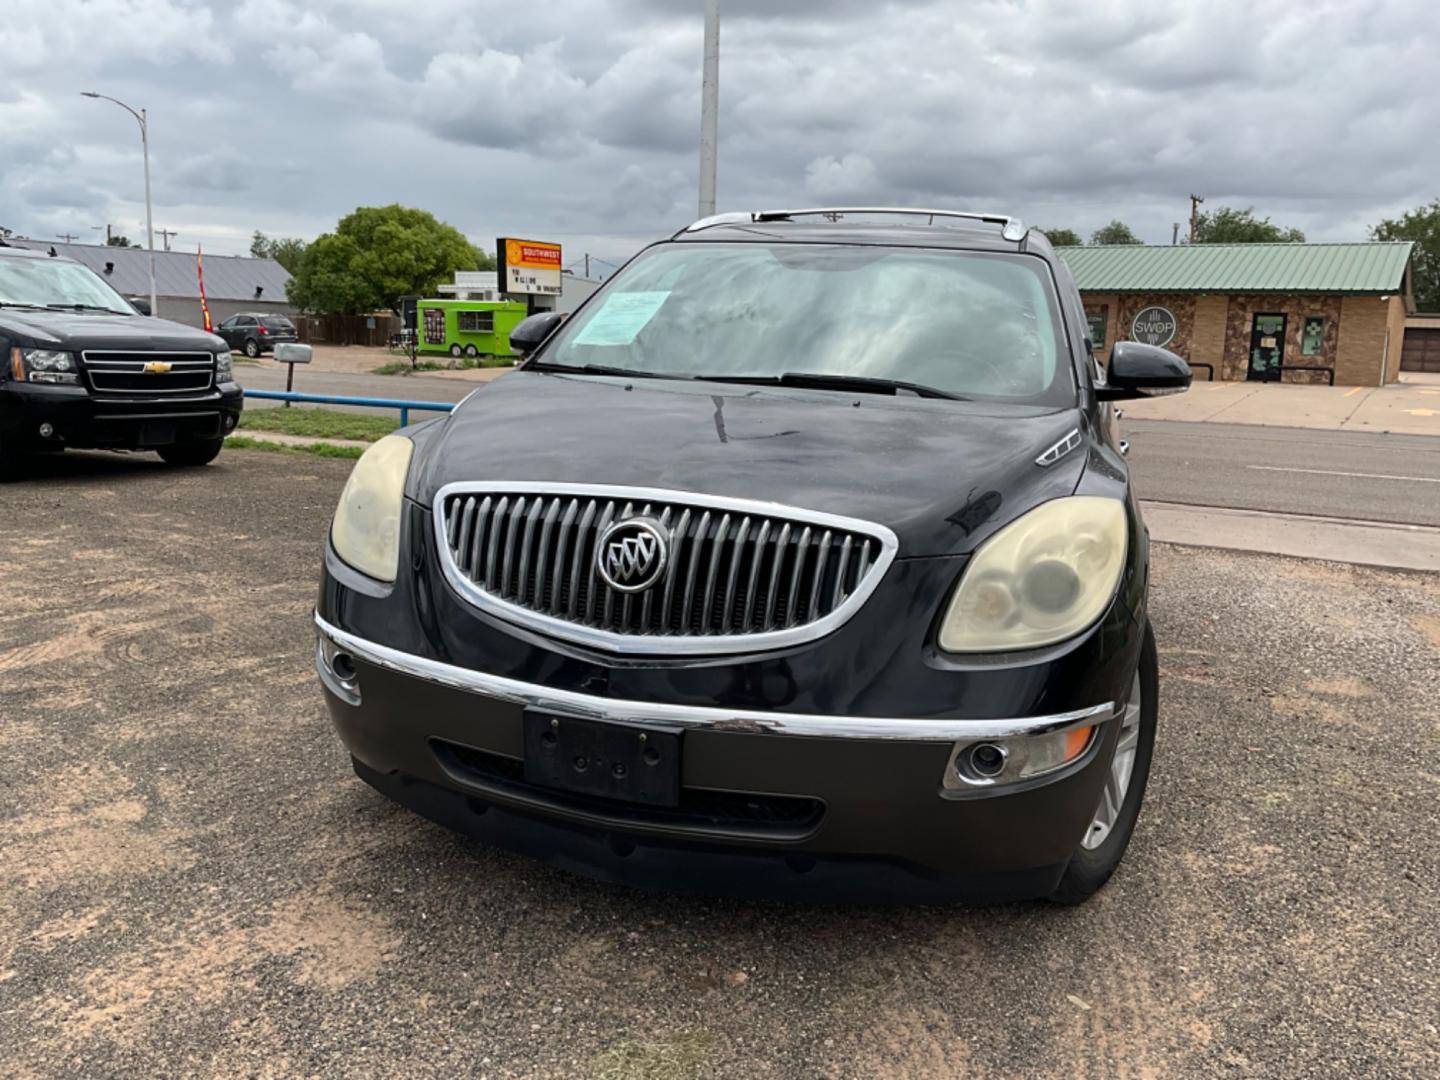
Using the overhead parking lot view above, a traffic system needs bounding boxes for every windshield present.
[0,256,134,313]
[537,243,1073,406]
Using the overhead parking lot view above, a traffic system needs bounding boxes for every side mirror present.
[509,312,565,357]
[128,297,152,316]
[1097,341,1192,401]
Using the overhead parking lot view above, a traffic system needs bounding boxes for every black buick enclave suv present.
[313,208,1191,903]
[0,244,242,477]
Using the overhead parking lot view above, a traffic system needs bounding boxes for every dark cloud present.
[1,0,1436,260]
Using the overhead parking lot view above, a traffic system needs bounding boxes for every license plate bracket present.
[522,711,682,807]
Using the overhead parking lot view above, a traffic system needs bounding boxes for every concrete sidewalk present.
[1123,372,1440,435]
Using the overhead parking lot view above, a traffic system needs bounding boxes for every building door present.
[1248,314,1287,382]
[1402,328,1440,373]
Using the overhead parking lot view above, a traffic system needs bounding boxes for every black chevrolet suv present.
[313,208,1191,903]
[0,244,242,476]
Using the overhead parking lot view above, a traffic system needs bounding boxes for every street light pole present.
[698,0,720,218]
[81,92,158,315]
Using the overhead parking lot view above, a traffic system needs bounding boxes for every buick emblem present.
[597,517,669,593]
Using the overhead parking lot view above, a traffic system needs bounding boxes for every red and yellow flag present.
[197,245,213,332]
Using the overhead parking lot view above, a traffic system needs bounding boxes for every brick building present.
[1057,242,1415,386]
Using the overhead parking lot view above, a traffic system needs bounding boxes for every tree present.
[475,248,497,272]
[106,234,137,248]
[1371,198,1440,312]
[286,205,479,315]
[1090,220,1142,245]
[250,230,309,274]
[1037,227,1082,247]
[1193,206,1305,244]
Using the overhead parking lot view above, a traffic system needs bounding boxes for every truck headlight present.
[214,350,233,382]
[330,435,414,582]
[10,348,79,385]
[939,496,1127,652]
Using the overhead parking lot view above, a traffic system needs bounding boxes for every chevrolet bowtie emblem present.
[143,361,173,374]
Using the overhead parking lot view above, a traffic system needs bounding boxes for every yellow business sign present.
[498,237,563,297]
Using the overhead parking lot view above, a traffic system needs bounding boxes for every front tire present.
[158,438,224,468]
[244,339,260,359]
[1049,622,1159,905]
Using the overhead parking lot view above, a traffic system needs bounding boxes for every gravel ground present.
[1,448,1437,1079]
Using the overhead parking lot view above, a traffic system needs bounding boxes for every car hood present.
[415,372,1089,558]
[0,310,226,352]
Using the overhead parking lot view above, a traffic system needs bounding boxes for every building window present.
[1086,311,1107,349]
[1302,316,1325,356]
[458,310,495,334]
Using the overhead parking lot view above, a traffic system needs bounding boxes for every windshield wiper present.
[695,371,968,401]
[46,303,131,315]
[0,301,52,311]
[526,362,691,381]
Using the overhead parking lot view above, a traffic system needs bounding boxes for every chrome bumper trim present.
[314,613,1115,743]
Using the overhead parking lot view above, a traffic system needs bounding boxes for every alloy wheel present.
[1081,670,1142,851]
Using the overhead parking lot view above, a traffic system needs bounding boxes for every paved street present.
[1,450,1437,1079]
[1126,420,1440,526]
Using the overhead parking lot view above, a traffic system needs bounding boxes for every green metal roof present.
[1055,242,1413,295]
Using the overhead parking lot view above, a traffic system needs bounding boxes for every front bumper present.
[0,381,243,450]
[316,610,1130,901]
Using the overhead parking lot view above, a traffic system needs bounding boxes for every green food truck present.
[413,298,529,360]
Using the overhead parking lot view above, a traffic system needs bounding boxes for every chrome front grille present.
[433,483,898,654]
[82,351,215,395]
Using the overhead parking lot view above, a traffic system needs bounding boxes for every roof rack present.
[680,207,1029,242]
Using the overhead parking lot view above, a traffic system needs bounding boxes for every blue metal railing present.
[243,389,454,428]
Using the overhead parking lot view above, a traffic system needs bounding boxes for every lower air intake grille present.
[433,740,825,838]
[433,483,896,654]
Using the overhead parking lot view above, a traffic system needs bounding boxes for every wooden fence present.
[292,313,401,347]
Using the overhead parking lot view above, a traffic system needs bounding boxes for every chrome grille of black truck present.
[82,351,215,395]
[433,483,897,654]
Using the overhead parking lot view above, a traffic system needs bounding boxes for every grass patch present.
[372,360,449,375]
[372,356,515,375]
[239,407,397,442]
[592,1032,714,1080]
[224,435,365,460]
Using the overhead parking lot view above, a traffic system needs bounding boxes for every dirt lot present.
[1,449,1437,1079]
[245,344,510,383]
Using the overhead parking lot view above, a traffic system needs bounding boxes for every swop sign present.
[1131,305,1178,347]
[498,238,563,297]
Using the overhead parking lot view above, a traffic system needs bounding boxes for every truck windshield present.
[536,243,1074,406]
[0,257,133,314]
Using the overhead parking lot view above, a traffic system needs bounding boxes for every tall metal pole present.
[698,0,720,218]
[82,92,158,314]
[140,108,157,314]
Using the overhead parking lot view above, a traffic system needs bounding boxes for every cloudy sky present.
[2,0,1434,266]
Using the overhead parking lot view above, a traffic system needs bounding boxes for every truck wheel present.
[1048,622,1158,905]
[0,448,30,482]
[450,344,464,358]
[244,339,260,358]
[158,438,224,468]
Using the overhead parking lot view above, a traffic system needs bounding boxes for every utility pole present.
[1189,194,1205,244]
[584,253,591,278]
[697,0,720,218]
[1172,222,1180,245]
[158,228,178,251]
[82,92,157,315]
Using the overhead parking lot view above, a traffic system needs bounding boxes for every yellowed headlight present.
[939,496,1127,653]
[330,435,414,582]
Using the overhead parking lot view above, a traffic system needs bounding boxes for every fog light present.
[38,423,55,438]
[946,720,1102,792]
[223,414,237,432]
[968,742,1007,778]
